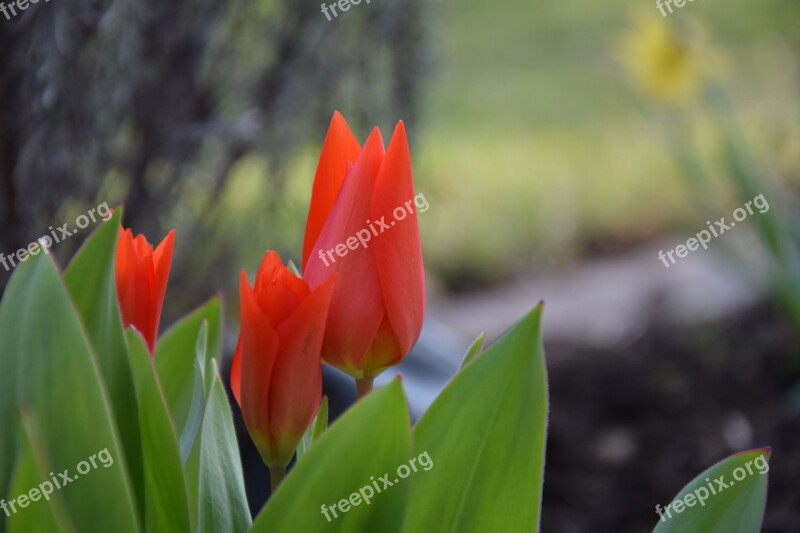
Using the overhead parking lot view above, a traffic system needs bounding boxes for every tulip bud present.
[303,112,425,386]
[115,228,175,355]
[230,251,334,469]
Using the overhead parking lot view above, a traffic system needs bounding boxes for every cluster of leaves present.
[0,207,551,532]
[0,209,249,532]
[0,210,773,532]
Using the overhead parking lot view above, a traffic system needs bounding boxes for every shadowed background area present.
[1,0,800,531]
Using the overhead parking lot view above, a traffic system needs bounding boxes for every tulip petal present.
[238,271,280,464]
[302,111,362,269]
[371,121,425,359]
[151,230,175,351]
[268,277,334,466]
[253,250,309,327]
[304,129,387,376]
[360,314,403,376]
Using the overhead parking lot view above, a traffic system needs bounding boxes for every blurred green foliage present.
[413,0,800,289]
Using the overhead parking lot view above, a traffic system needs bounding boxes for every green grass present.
[412,0,800,287]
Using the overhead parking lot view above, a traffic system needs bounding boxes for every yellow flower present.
[620,13,704,105]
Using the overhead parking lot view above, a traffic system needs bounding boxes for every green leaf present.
[181,346,223,530]
[196,367,252,533]
[297,396,329,463]
[7,411,75,533]
[251,380,412,533]
[0,253,140,533]
[403,304,548,533]
[62,207,144,516]
[459,332,486,370]
[126,330,192,533]
[155,298,222,434]
[179,321,209,463]
[652,448,771,533]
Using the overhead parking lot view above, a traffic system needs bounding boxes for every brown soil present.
[542,305,800,532]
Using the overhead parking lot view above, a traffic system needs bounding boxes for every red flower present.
[302,112,425,379]
[115,228,175,355]
[230,251,334,468]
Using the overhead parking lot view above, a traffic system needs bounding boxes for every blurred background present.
[1,0,800,530]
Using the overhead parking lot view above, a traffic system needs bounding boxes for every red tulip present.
[302,112,425,383]
[230,251,334,469]
[115,228,175,355]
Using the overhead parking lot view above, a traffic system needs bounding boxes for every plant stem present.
[356,376,374,398]
[270,466,286,492]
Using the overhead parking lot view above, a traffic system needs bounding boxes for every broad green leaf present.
[403,304,548,533]
[0,288,18,526]
[179,321,209,463]
[297,396,329,463]
[196,366,251,533]
[7,411,75,533]
[155,298,222,434]
[652,448,770,533]
[459,332,486,370]
[252,380,411,533]
[63,207,144,516]
[126,330,192,533]
[0,253,140,533]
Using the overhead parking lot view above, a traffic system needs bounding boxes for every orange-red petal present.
[150,230,175,351]
[304,129,387,376]
[371,122,425,360]
[268,276,334,465]
[253,251,309,327]
[302,111,362,269]
[238,270,280,463]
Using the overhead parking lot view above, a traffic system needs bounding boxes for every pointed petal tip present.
[239,269,252,292]
[363,127,385,151]
[155,229,176,256]
[330,110,352,132]
[390,121,408,147]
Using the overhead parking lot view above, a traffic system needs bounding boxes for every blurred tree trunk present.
[0,0,430,299]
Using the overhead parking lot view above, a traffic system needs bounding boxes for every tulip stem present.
[270,466,286,493]
[356,376,374,398]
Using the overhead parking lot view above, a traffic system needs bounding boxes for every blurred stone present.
[722,411,754,451]
[595,428,637,465]
[431,239,768,350]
